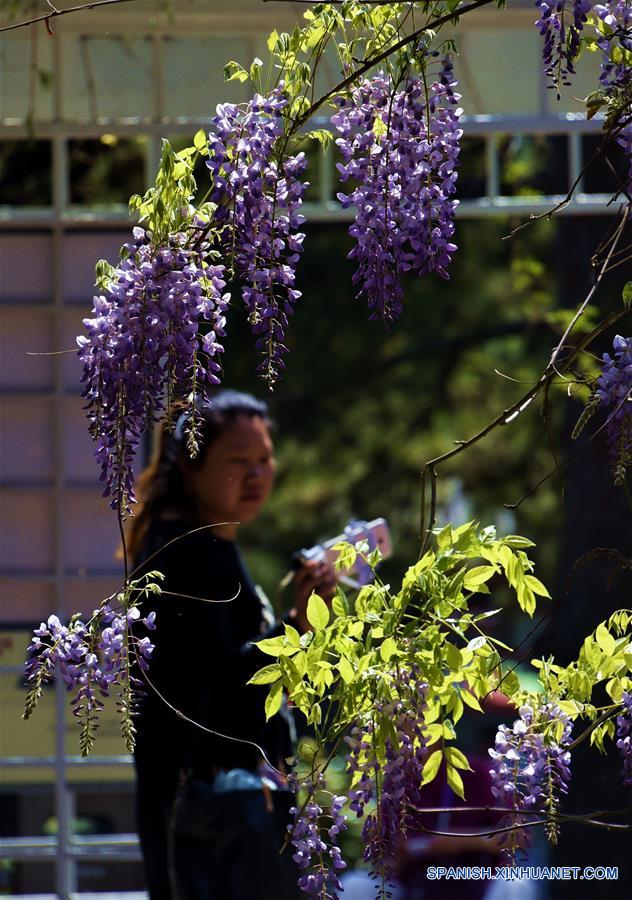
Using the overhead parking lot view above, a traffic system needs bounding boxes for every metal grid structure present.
[0,2,622,896]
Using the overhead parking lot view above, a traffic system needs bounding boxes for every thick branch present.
[288,0,496,135]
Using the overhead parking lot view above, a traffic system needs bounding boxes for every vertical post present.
[51,27,76,899]
[147,33,164,187]
[485,133,499,201]
[319,140,334,208]
[568,130,584,195]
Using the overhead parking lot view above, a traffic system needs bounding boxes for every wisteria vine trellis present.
[21,2,632,897]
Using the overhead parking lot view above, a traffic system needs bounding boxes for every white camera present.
[292,518,392,587]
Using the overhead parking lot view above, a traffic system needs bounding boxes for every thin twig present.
[126,522,240,579]
[549,206,629,373]
[130,641,284,774]
[0,0,139,34]
[419,227,629,477]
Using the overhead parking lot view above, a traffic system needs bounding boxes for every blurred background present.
[1,0,630,895]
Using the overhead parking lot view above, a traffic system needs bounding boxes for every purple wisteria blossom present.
[593,2,632,191]
[206,86,308,386]
[288,774,347,898]
[344,719,377,818]
[332,59,462,322]
[535,1,593,96]
[596,335,632,484]
[77,226,229,514]
[343,668,430,890]
[594,2,632,88]
[24,588,158,754]
[488,701,573,857]
[616,691,632,785]
[362,675,429,887]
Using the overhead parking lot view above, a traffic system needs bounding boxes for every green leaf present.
[461,689,483,712]
[623,282,632,310]
[596,623,616,656]
[265,681,283,720]
[517,582,536,616]
[337,656,354,684]
[332,590,349,618]
[380,637,397,662]
[256,636,286,657]
[463,566,497,589]
[267,29,279,53]
[444,746,472,771]
[446,764,465,799]
[502,535,536,549]
[250,57,264,81]
[284,624,301,647]
[223,60,249,83]
[306,129,333,151]
[248,664,282,686]
[424,723,443,745]
[444,641,463,671]
[421,749,443,786]
[332,541,357,573]
[524,575,550,598]
[606,677,623,702]
[307,593,330,630]
[193,129,207,151]
[467,636,486,653]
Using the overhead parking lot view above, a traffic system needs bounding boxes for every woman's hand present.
[290,560,337,633]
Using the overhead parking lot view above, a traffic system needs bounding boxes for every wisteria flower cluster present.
[533,1,631,190]
[288,773,348,898]
[593,2,632,191]
[596,334,632,485]
[344,669,429,888]
[488,701,573,857]
[78,226,229,514]
[206,86,308,386]
[332,59,462,322]
[23,575,160,754]
[534,0,593,96]
[615,691,632,785]
[363,677,430,886]
[594,1,632,90]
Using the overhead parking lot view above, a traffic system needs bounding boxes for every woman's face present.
[185,414,276,537]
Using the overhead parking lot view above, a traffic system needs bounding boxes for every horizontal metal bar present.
[0,833,141,862]
[11,895,147,900]
[0,755,133,767]
[15,895,148,900]
[0,192,619,229]
[0,112,607,140]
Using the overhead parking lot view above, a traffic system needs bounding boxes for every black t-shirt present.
[133,519,293,791]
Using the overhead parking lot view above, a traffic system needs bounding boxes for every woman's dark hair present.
[127,390,270,562]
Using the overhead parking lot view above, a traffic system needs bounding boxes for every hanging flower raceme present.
[77,226,229,515]
[594,1,632,90]
[332,59,462,323]
[596,335,632,485]
[362,676,430,887]
[616,691,632,785]
[534,0,593,96]
[593,2,632,191]
[206,86,308,386]
[23,575,160,755]
[343,668,430,891]
[488,701,573,858]
[288,773,348,898]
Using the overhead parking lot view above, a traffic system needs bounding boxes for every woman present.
[128,390,336,900]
